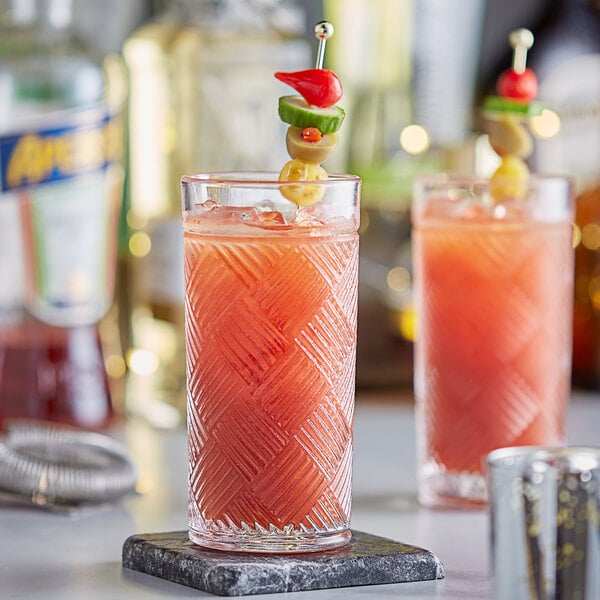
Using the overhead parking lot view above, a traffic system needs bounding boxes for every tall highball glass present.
[182,172,360,552]
[412,175,574,508]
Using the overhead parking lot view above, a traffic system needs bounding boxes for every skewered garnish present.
[484,29,540,202]
[496,41,538,105]
[286,126,338,163]
[483,29,539,115]
[481,95,542,118]
[496,67,538,103]
[278,95,345,133]
[275,69,343,108]
[302,128,322,143]
[276,21,345,206]
[487,116,533,158]
[279,159,328,207]
[489,154,530,202]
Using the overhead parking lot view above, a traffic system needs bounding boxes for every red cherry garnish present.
[496,29,538,103]
[494,29,539,105]
[275,69,343,108]
[497,67,538,103]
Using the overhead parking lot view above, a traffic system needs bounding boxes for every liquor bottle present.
[0,0,125,429]
[122,0,309,427]
[324,0,485,387]
[527,0,600,390]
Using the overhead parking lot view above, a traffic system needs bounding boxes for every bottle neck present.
[160,0,304,35]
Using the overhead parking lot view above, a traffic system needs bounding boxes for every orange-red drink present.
[182,172,360,552]
[412,176,574,508]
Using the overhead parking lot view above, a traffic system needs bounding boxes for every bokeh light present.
[128,348,159,375]
[129,231,151,257]
[530,109,561,139]
[400,124,430,155]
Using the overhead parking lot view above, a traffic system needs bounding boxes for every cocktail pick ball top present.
[314,20,334,70]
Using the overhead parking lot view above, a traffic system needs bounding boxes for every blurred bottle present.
[0,0,125,429]
[324,0,484,387]
[527,0,600,390]
[122,0,309,427]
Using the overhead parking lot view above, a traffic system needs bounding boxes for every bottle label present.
[0,105,123,192]
[0,105,123,326]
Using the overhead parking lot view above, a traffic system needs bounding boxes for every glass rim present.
[414,172,574,188]
[487,445,600,468]
[181,171,361,186]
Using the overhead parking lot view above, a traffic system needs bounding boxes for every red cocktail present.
[412,176,574,508]
[183,172,360,551]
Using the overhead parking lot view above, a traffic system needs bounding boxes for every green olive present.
[488,116,533,158]
[285,126,338,164]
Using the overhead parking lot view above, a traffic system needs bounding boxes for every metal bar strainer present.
[0,420,138,511]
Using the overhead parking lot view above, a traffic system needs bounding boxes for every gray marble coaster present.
[122,530,444,596]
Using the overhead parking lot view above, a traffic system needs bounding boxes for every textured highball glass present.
[182,172,360,553]
[412,175,574,508]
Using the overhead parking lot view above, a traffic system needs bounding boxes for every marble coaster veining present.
[122,530,444,596]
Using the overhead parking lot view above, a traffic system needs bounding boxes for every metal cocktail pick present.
[314,20,334,69]
[509,28,534,74]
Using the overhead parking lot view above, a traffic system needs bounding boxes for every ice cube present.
[254,199,276,213]
[294,203,328,228]
[203,205,258,223]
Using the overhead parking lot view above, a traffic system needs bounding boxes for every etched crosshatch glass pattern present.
[184,232,358,544]
[416,224,573,469]
[413,206,574,507]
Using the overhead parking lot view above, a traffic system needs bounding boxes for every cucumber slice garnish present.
[482,95,543,117]
[278,95,345,133]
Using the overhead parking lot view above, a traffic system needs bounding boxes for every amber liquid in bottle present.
[572,186,600,388]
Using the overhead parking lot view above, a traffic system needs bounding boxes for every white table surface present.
[1,389,599,599]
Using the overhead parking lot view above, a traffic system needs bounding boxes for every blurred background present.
[1,0,599,430]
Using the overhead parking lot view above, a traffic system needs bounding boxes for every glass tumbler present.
[412,175,574,508]
[182,172,360,553]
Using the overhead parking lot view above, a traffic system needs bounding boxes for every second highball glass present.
[412,174,574,508]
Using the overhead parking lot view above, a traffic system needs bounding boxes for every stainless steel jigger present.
[0,420,138,511]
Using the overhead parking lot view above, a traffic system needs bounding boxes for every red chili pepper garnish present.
[275,69,343,108]
[302,127,323,143]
